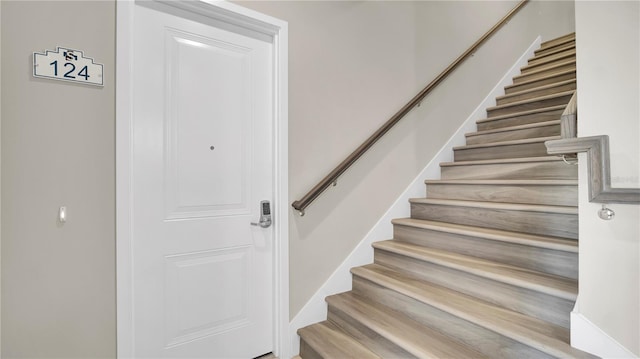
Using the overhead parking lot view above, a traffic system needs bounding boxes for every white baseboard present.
[571,311,638,358]
[287,36,542,357]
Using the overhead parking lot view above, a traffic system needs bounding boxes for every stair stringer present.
[571,305,639,358]
[288,35,543,357]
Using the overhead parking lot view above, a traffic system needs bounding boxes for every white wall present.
[238,0,576,318]
[1,1,116,357]
[574,1,640,356]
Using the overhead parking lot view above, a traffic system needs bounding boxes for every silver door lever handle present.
[251,219,272,228]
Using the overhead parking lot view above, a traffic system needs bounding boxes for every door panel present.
[163,246,251,348]
[164,28,252,218]
[131,4,273,358]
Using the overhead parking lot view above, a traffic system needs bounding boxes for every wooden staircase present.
[298,33,596,358]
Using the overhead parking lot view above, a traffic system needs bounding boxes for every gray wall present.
[1,1,115,357]
[237,0,424,319]
[238,0,576,317]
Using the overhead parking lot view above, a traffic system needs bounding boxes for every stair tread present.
[352,264,596,359]
[539,33,575,48]
[478,104,566,123]
[298,321,381,359]
[425,178,577,185]
[520,58,576,73]
[409,198,577,214]
[487,91,574,112]
[528,48,576,66]
[506,69,576,91]
[497,79,576,102]
[454,135,561,150]
[533,43,576,60]
[467,120,561,138]
[391,218,578,252]
[513,61,576,81]
[440,155,566,167]
[373,240,577,300]
[326,291,489,359]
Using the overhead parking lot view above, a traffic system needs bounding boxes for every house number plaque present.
[33,46,104,86]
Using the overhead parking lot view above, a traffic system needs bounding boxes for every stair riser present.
[410,203,578,239]
[528,48,576,67]
[374,250,573,328]
[535,40,575,57]
[299,341,323,359]
[393,224,578,279]
[467,124,561,145]
[454,141,552,162]
[298,321,382,359]
[326,306,416,358]
[426,183,577,206]
[477,109,564,131]
[487,94,572,118]
[441,159,577,180]
[497,82,576,106]
[520,61,576,76]
[351,277,555,359]
[506,71,576,95]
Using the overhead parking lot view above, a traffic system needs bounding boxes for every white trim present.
[571,310,638,358]
[0,2,3,353]
[115,1,289,358]
[288,36,541,356]
[270,10,290,359]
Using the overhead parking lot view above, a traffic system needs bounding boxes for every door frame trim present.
[115,1,289,357]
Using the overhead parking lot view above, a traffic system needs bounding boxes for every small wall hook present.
[562,154,579,165]
[598,204,615,220]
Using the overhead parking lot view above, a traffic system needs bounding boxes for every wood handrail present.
[546,135,640,204]
[546,94,640,205]
[560,91,577,138]
[292,0,530,215]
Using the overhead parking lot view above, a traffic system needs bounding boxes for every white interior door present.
[131,3,274,358]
